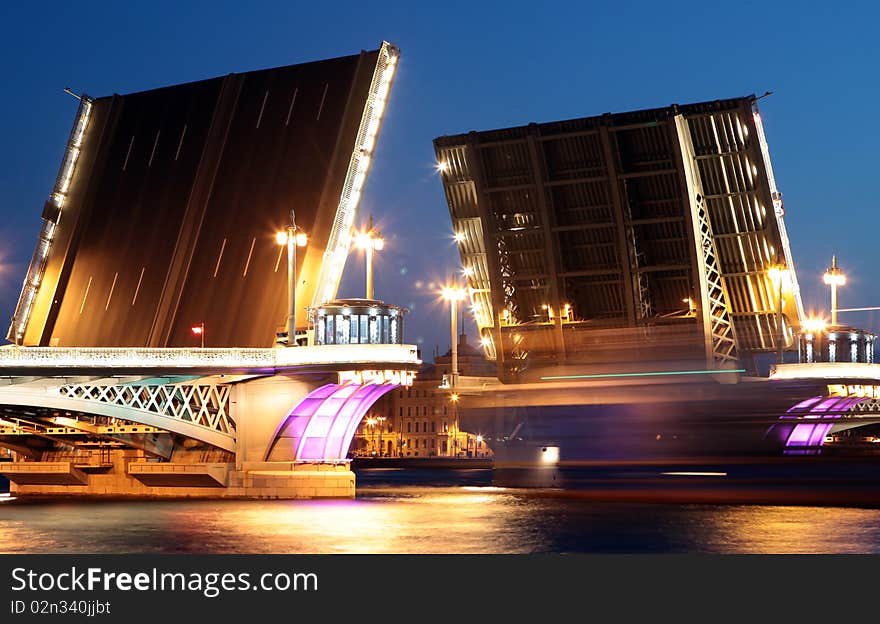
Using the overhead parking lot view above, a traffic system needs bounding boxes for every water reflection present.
[2,485,880,554]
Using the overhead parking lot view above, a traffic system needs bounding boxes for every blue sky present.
[1,1,878,355]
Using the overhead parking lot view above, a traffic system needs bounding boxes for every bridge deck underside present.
[435,97,801,372]
[14,48,384,348]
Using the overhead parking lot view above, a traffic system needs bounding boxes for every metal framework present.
[59,382,234,436]
[8,95,93,344]
[0,381,235,451]
[435,96,803,374]
[312,41,400,305]
[674,116,738,367]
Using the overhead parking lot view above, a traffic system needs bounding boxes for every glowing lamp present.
[802,318,827,333]
[295,232,308,247]
[823,272,846,286]
[768,266,790,284]
[441,286,466,302]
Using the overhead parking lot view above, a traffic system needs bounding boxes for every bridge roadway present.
[0,343,420,498]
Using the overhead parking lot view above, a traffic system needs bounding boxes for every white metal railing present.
[0,343,420,370]
[313,41,400,306]
[8,96,93,344]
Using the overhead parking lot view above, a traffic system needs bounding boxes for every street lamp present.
[474,434,483,459]
[823,255,846,328]
[365,417,378,456]
[376,415,386,456]
[355,215,384,300]
[276,209,308,347]
[190,322,205,349]
[441,284,467,388]
[769,264,790,364]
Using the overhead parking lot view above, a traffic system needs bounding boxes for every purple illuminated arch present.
[773,394,868,452]
[265,382,399,461]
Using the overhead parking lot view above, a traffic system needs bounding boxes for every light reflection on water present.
[3,484,880,554]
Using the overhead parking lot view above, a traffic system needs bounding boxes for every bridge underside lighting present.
[770,393,869,450]
[266,381,399,462]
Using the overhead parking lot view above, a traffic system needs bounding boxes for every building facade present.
[351,335,495,458]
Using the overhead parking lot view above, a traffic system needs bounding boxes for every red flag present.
[191,325,203,335]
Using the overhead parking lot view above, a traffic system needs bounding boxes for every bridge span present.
[0,344,420,498]
[445,363,880,486]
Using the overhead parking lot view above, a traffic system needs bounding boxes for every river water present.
[2,469,880,554]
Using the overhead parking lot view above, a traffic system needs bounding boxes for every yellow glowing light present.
[540,446,559,463]
[441,286,466,302]
[453,232,466,243]
[802,318,827,332]
[275,231,289,245]
[436,161,449,173]
[823,272,846,286]
[480,337,491,347]
[768,266,790,283]
[450,393,459,402]
[462,266,474,277]
[355,231,383,250]
[295,232,308,247]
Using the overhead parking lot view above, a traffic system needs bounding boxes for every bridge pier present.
[4,375,358,498]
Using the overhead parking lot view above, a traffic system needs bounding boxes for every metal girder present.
[0,382,235,452]
[673,115,738,368]
[598,125,637,323]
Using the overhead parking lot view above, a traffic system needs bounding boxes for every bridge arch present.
[265,382,399,461]
[769,393,878,452]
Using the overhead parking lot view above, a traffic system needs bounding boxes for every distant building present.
[350,334,494,458]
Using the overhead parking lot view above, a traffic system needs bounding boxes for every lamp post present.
[823,255,846,328]
[355,215,384,300]
[365,417,377,456]
[376,416,386,456]
[441,284,466,389]
[769,265,789,365]
[191,322,205,349]
[276,210,308,347]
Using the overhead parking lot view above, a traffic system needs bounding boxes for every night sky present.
[1,1,878,358]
